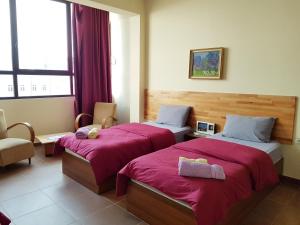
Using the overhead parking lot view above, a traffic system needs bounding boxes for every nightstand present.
[184,132,211,141]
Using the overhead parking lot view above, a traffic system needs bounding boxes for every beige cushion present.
[0,109,8,139]
[93,102,116,127]
[0,138,34,166]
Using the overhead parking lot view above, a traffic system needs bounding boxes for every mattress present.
[143,121,192,143]
[209,133,282,164]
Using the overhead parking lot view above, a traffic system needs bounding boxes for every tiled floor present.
[0,146,146,225]
[1,146,299,225]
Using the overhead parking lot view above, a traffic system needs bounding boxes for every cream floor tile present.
[0,203,8,215]
[0,179,41,202]
[2,190,54,219]
[0,174,71,203]
[0,163,35,181]
[101,189,125,203]
[116,198,127,209]
[68,221,83,225]
[13,205,75,225]
[55,190,112,220]
[3,146,300,225]
[26,172,66,190]
[79,205,141,225]
[42,179,94,202]
[137,222,149,225]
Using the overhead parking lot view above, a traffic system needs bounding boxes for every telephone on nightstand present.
[194,121,215,136]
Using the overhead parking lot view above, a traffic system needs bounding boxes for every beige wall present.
[145,0,300,179]
[0,97,75,139]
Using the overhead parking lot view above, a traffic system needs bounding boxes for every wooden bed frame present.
[62,150,115,194]
[122,90,295,225]
[126,160,283,225]
[62,90,296,196]
[145,90,297,144]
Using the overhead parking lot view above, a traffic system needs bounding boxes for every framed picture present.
[189,47,224,79]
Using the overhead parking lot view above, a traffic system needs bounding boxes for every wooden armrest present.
[101,116,117,129]
[75,113,93,130]
[7,122,35,143]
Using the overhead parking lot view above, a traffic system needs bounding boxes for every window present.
[0,0,73,99]
[0,1,12,70]
[0,76,14,97]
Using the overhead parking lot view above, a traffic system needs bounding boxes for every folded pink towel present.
[75,127,90,139]
[0,212,11,225]
[178,158,226,180]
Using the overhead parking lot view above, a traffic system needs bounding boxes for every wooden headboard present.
[144,89,297,144]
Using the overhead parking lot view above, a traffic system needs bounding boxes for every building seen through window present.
[0,0,73,98]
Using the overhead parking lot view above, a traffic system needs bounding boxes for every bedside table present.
[184,132,211,141]
[36,132,73,156]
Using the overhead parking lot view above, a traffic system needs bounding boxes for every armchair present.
[0,109,35,167]
[75,102,117,130]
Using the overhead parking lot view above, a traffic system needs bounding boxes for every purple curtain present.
[73,4,112,125]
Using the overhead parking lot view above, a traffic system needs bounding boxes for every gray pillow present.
[156,105,191,127]
[222,114,275,143]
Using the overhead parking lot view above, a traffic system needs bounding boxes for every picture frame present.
[196,121,215,135]
[189,47,224,79]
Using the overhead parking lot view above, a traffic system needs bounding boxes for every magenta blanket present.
[117,138,279,225]
[0,212,11,225]
[56,123,175,184]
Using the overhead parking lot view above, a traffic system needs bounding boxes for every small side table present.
[36,132,73,156]
[184,132,211,141]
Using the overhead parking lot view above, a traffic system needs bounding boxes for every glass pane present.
[18,75,71,97]
[0,75,14,97]
[16,0,68,70]
[0,0,12,70]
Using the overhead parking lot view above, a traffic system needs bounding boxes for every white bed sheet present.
[209,133,282,164]
[142,121,192,143]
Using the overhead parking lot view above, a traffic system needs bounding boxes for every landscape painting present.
[189,47,224,79]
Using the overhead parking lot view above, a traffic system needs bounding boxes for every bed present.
[117,135,282,225]
[116,90,296,225]
[59,123,176,193]
[59,103,192,193]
